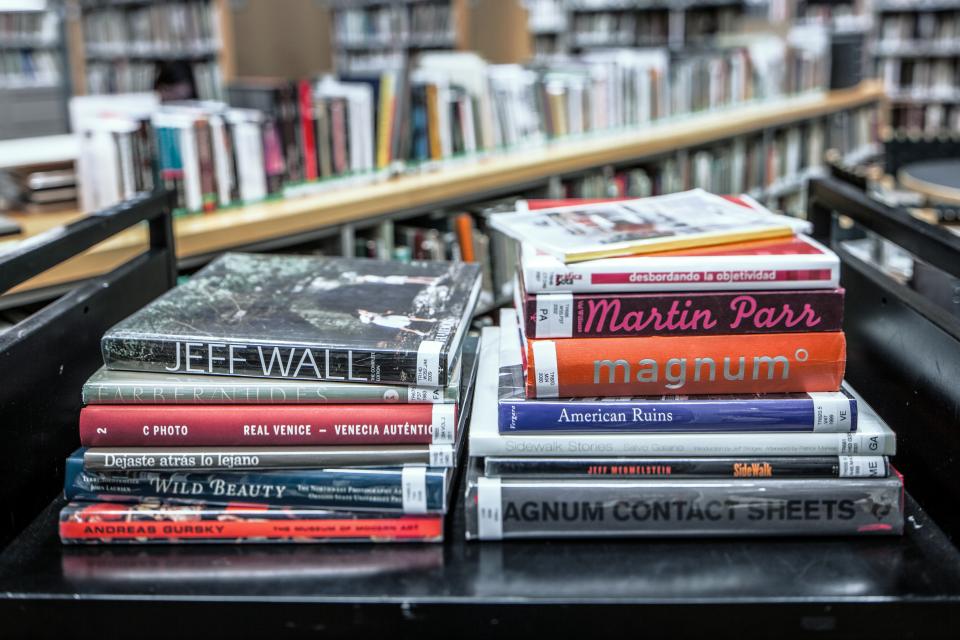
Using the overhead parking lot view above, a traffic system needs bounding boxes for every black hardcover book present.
[101,254,483,387]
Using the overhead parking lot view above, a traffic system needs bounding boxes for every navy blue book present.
[64,450,448,514]
[498,347,857,434]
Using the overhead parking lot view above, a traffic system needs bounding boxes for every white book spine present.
[521,248,840,294]
[180,124,202,213]
[469,429,894,458]
[236,122,267,202]
[210,116,233,206]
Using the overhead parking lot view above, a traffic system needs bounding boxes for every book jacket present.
[521,235,839,293]
[465,459,904,540]
[82,365,461,404]
[101,253,482,387]
[59,500,443,544]
[471,326,894,457]
[65,450,447,513]
[483,456,890,479]
[488,189,807,263]
[520,287,845,339]
[525,332,846,398]
[79,404,456,447]
[82,444,457,471]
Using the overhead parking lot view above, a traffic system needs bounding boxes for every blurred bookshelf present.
[330,0,468,73]
[0,80,884,306]
[0,0,70,139]
[873,0,960,132]
[65,0,235,99]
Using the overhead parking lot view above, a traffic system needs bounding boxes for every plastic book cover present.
[59,500,444,544]
[465,458,905,540]
[483,456,890,479]
[523,331,846,398]
[101,253,482,387]
[489,188,810,263]
[501,308,856,432]
[521,234,840,293]
[65,450,449,514]
[78,404,458,447]
[82,362,461,405]
[519,286,845,339]
[468,326,895,458]
[80,334,480,472]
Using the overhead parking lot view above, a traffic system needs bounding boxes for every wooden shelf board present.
[0,80,884,298]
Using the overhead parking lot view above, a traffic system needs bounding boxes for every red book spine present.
[522,289,845,338]
[59,502,443,543]
[298,79,318,181]
[79,404,456,446]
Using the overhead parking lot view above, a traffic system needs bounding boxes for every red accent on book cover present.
[298,79,318,181]
[79,404,455,446]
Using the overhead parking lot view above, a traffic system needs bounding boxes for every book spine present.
[101,338,444,388]
[65,456,446,513]
[79,404,456,446]
[499,392,856,433]
[194,119,218,213]
[466,474,904,540]
[523,289,845,338]
[59,501,443,544]
[526,332,846,398]
[469,427,895,458]
[522,257,839,293]
[81,378,458,404]
[483,456,890,479]
[83,444,456,471]
[298,79,318,181]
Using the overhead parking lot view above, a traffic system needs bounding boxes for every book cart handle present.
[807,176,960,538]
[0,189,177,548]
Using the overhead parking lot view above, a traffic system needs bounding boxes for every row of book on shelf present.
[0,8,58,45]
[333,1,455,48]
[81,0,220,57]
[59,189,904,543]
[877,8,960,45]
[0,49,60,89]
[73,33,830,216]
[80,0,222,99]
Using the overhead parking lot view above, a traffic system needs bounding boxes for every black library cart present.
[1,181,960,638]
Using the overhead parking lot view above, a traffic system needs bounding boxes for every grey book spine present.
[83,445,456,471]
[465,463,904,540]
[81,368,459,405]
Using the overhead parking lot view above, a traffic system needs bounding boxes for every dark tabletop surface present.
[1,488,960,637]
[1,491,959,603]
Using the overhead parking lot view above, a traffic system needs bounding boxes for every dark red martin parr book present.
[520,287,845,339]
[79,404,456,447]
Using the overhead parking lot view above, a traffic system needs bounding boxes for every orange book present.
[455,213,476,262]
[525,332,845,398]
[425,83,442,161]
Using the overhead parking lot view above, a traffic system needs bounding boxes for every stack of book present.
[465,190,904,539]
[59,254,482,544]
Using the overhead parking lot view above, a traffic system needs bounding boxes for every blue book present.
[498,355,857,434]
[64,449,448,514]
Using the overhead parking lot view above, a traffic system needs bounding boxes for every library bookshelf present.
[0,80,885,304]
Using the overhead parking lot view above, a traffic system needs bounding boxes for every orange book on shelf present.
[455,213,476,262]
[525,332,846,398]
[425,83,442,161]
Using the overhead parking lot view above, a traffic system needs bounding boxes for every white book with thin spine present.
[468,327,895,459]
[520,230,838,294]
